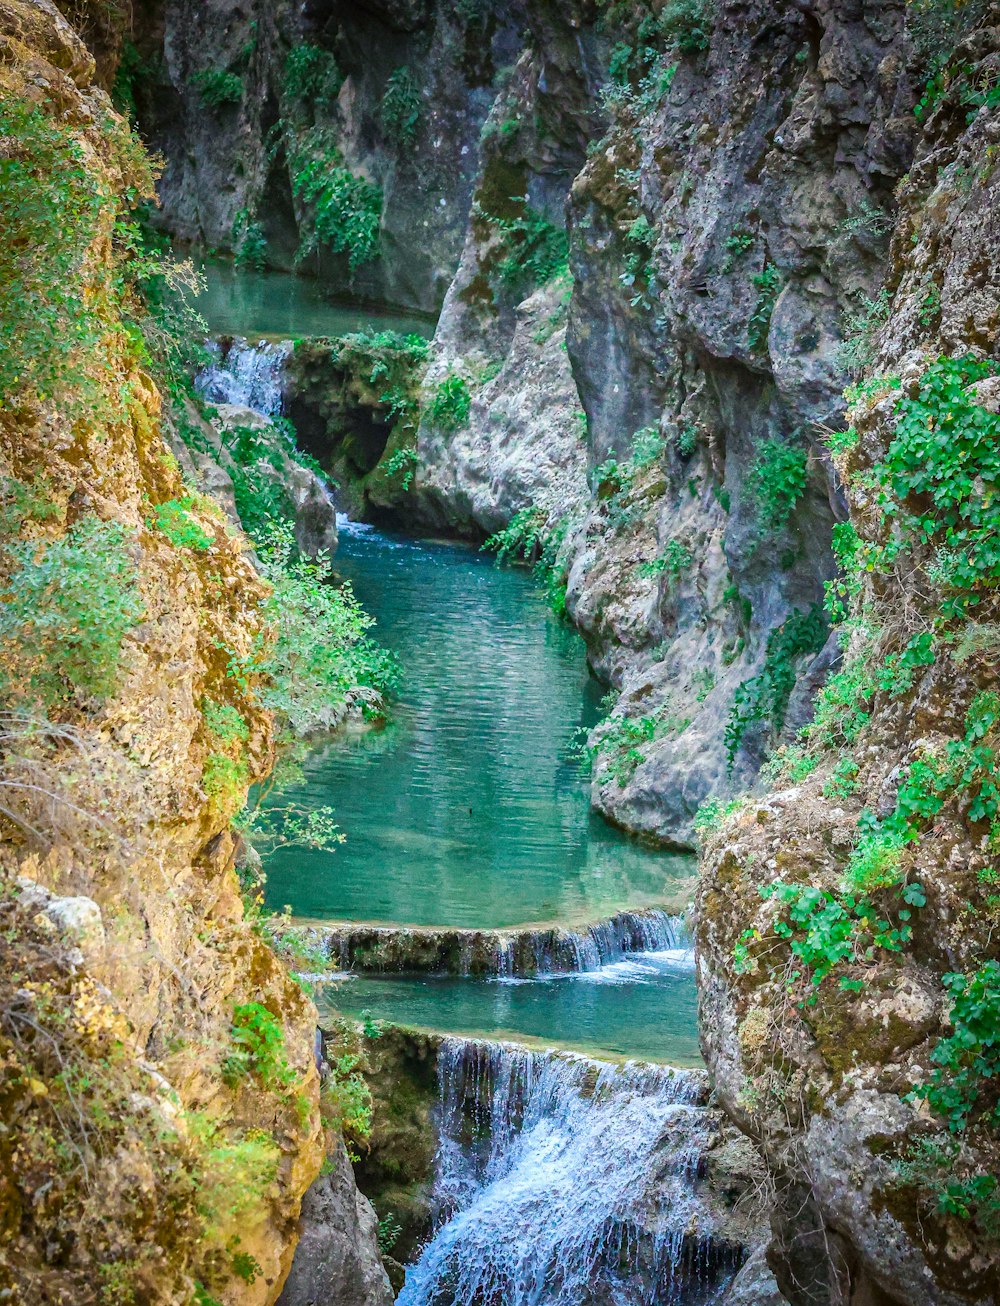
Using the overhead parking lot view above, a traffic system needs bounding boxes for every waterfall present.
[303,910,694,980]
[194,337,291,418]
[398,1039,740,1306]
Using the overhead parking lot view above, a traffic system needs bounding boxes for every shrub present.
[190,68,244,109]
[251,524,400,735]
[283,44,343,105]
[202,752,250,817]
[232,209,268,271]
[380,66,422,144]
[427,374,472,431]
[221,1002,295,1090]
[746,438,808,532]
[0,516,144,710]
[483,507,574,616]
[147,496,215,550]
[659,0,714,53]
[0,97,105,407]
[289,131,383,269]
[725,605,827,766]
[321,1053,373,1157]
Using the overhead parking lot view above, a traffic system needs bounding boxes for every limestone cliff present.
[697,9,1000,1303]
[0,4,384,1302]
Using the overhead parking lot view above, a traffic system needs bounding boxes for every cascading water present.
[194,337,290,417]
[398,1039,741,1306]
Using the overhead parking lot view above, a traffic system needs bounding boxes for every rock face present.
[697,12,1000,1304]
[130,0,534,312]
[277,1135,393,1306]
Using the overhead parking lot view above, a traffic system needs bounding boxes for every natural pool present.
[190,260,433,340]
[321,950,701,1065]
[263,522,695,930]
[261,519,701,1060]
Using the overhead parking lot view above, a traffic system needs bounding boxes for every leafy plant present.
[427,375,471,431]
[289,130,382,269]
[232,209,268,271]
[190,68,244,109]
[748,264,782,351]
[492,207,569,293]
[659,0,714,53]
[222,1002,296,1090]
[0,516,144,711]
[377,1211,402,1255]
[725,605,827,766]
[639,538,693,581]
[380,66,421,144]
[0,97,108,407]
[837,289,891,376]
[321,1053,373,1157]
[283,44,343,106]
[912,960,1000,1133]
[875,355,1000,615]
[251,523,400,736]
[735,878,921,999]
[746,439,808,533]
[147,496,215,550]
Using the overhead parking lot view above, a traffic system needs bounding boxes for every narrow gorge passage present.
[9,2,1000,1303]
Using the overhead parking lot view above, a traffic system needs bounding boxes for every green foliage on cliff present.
[283,43,343,106]
[0,516,144,711]
[484,507,574,616]
[878,355,1000,613]
[746,438,808,532]
[493,206,569,293]
[915,960,1000,1133]
[147,495,215,551]
[659,0,714,53]
[190,68,244,109]
[427,374,472,431]
[725,606,827,766]
[222,1002,296,1090]
[638,537,693,581]
[0,98,105,407]
[747,263,782,351]
[735,879,922,999]
[251,524,401,735]
[288,131,383,269]
[381,66,422,145]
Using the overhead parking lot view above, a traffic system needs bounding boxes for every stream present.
[194,288,737,1304]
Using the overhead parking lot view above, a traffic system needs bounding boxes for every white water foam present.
[195,337,290,418]
[397,1039,739,1306]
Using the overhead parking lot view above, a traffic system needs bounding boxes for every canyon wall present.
[0,3,386,1302]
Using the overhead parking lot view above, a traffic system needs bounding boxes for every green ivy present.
[725,605,827,766]
[190,68,244,109]
[746,438,808,532]
[380,66,422,144]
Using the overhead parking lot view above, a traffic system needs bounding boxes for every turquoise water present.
[263,523,695,930]
[320,949,701,1065]
[191,261,433,340]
